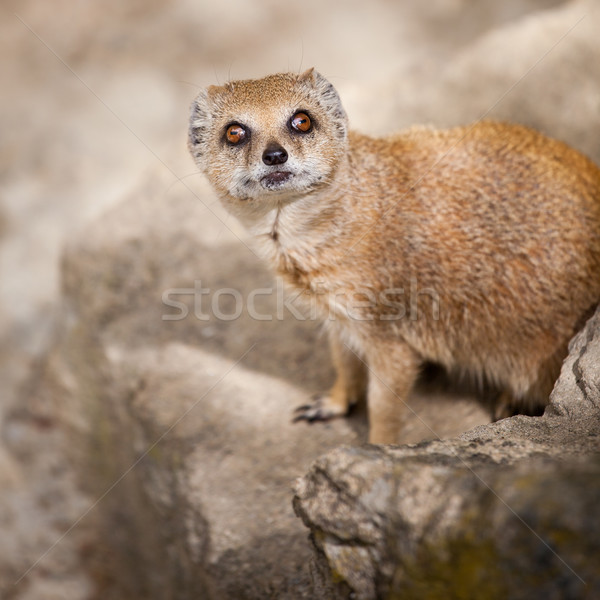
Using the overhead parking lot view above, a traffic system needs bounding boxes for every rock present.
[296,449,600,600]
[51,164,492,598]
[53,171,350,599]
[549,306,600,418]
[293,307,600,599]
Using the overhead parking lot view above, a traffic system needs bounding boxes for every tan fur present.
[188,69,600,444]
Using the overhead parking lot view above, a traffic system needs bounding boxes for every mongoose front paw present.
[292,394,349,423]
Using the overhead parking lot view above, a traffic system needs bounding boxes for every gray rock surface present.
[293,307,600,599]
[48,169,488,598]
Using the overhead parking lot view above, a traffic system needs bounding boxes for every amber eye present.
[290,112,312,133]
[226,124,247,145]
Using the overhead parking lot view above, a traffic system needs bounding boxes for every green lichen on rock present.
[390,537,506,600]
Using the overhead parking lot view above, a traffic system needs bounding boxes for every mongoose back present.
[188,69,600,444]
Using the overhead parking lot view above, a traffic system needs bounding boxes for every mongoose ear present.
[298,67,315,81]
[188,88,213,167]
[299,69,347,139]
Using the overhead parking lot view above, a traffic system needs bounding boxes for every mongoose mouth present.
[261,171,293,189]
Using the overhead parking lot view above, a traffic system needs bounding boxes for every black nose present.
[262,143,288,166]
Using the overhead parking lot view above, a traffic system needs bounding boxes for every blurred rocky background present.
[1,0,599,598]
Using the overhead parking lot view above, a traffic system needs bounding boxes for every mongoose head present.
[188,69,348,206]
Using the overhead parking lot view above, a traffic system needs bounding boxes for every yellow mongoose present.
[188,69,600,444]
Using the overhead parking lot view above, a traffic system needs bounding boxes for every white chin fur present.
[231,169,323,201]
[227,154,331,201]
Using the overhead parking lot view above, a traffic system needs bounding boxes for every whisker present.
[164,171,204,196]
[176,80,203,91]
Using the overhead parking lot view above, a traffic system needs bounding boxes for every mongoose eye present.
[225,124,247,145]
[290,112,312,133]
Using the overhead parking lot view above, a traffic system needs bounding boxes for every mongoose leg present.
[294,331,368,422]
[367,343,421,444]
[492,388,547,421]
[491,390,518,421]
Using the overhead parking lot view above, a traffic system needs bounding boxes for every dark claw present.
[292,411,325,423]
[292,395,332,423]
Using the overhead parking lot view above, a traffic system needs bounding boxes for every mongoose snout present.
[188,68,600,444]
